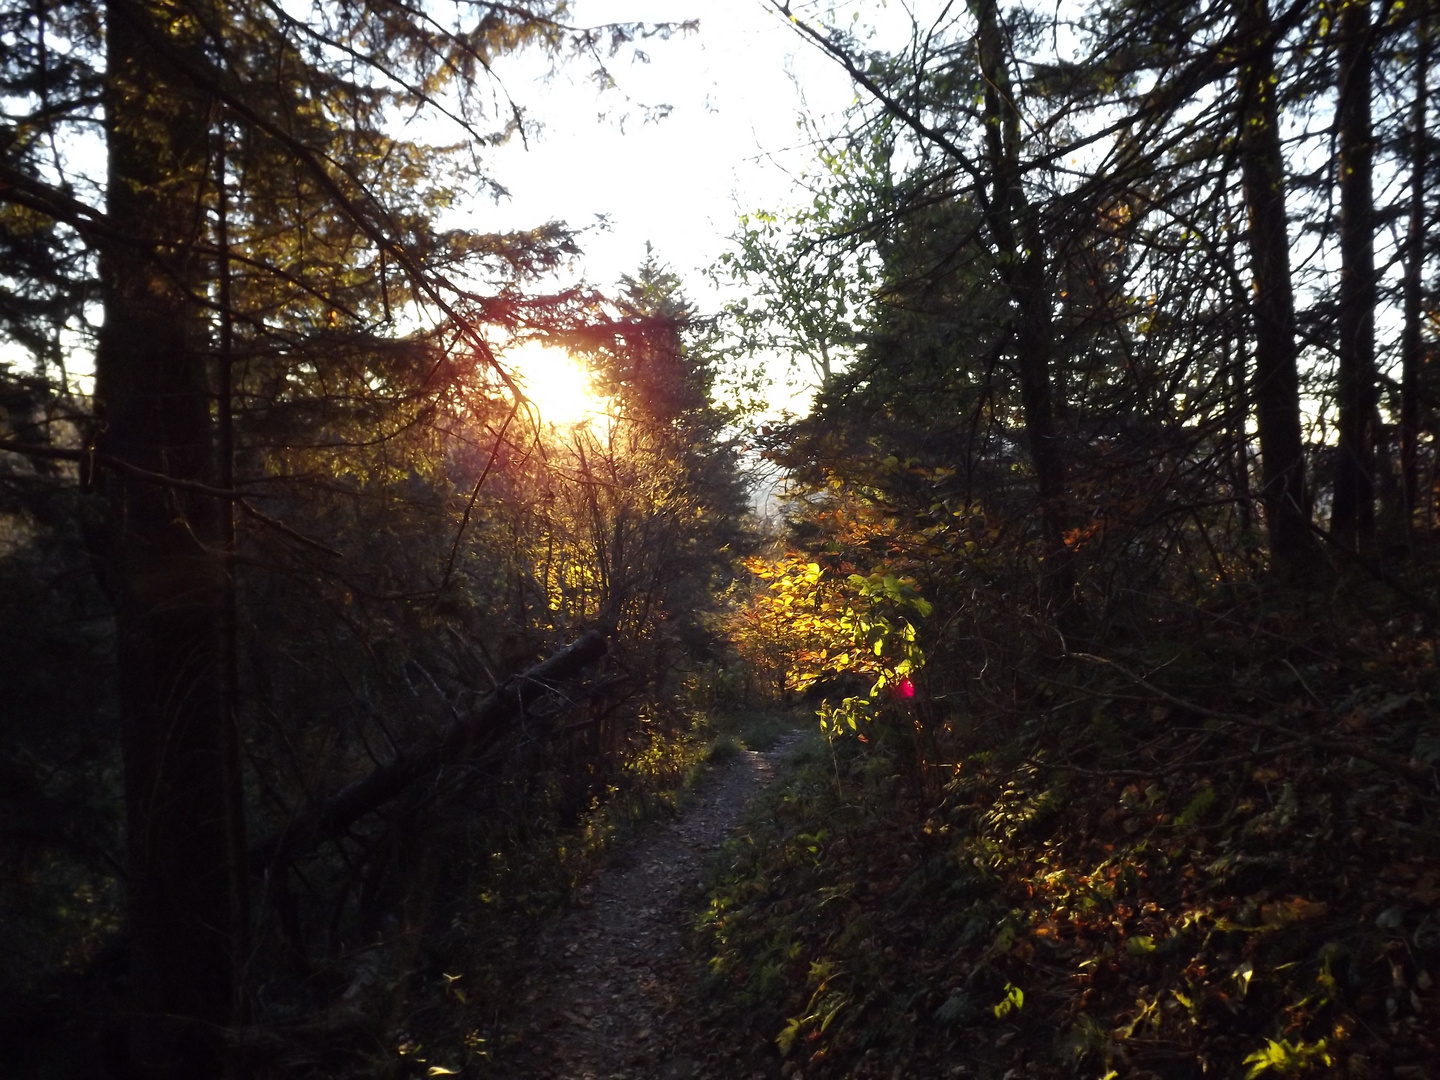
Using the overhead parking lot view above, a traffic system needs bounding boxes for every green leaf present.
[776,1017,803,1056]
[1125,935,1157,956]
[993,982,1024,1018]
[1242,1038,1331,1077]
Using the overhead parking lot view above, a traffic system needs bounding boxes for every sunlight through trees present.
[2,0,1438,1076]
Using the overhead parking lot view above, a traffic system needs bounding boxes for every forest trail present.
[485,736,801,1080]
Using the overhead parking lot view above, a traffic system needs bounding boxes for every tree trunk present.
[1400,3,1430,533]
[969,0,1076,611]
[1332,0,1378,554]
[1236,0,1316,574]
[214,116,252,1037]
[97,2,240,1073]
[1227,334,1254,534]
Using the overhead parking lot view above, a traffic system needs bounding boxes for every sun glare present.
[503,341,608,429]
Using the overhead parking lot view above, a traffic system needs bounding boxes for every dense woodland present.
[1,1,1438,1078]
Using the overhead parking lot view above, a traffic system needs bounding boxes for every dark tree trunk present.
[214,117,252,1036]
[96,2,240,1073]
[1227,334,1254,534]
[1236,0,1316,574]
[1332,0,1378,553]
[1400,4,1431,531]
[970,0,1075,611]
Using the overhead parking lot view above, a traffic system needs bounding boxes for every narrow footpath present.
[485,738,799,1080]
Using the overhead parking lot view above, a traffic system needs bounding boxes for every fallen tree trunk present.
[251,630,609,872]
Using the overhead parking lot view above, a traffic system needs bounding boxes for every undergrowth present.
[386,707,799,1078]
[693,587,1440,1080]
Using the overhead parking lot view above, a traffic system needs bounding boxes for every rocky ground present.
[484,738,800,1080]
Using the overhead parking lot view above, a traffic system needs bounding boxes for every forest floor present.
[482,734,803,1080]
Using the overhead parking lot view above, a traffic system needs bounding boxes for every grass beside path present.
[702,706,813,759]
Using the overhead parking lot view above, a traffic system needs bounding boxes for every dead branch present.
[251,630,609,872]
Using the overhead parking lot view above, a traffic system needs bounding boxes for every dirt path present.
[486,739,799,1080]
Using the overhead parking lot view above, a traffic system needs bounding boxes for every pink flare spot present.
[896,678,915,699]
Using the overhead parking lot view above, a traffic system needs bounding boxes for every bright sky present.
[14,2,869,413]
[474,0,860,409]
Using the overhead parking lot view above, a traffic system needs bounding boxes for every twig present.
[1070,652,1433,786]
[1028,741,1309,779]
[437,398,520,594]
[0,437,343,558]
[238,501,343,559]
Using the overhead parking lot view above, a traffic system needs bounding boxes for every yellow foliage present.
[728,527,930,725]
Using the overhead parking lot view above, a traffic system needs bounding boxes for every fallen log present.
[251,630,609,872]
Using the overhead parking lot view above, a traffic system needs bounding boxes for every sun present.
[502,341,608,428]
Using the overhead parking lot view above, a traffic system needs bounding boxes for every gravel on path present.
[484,738,800,1080]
